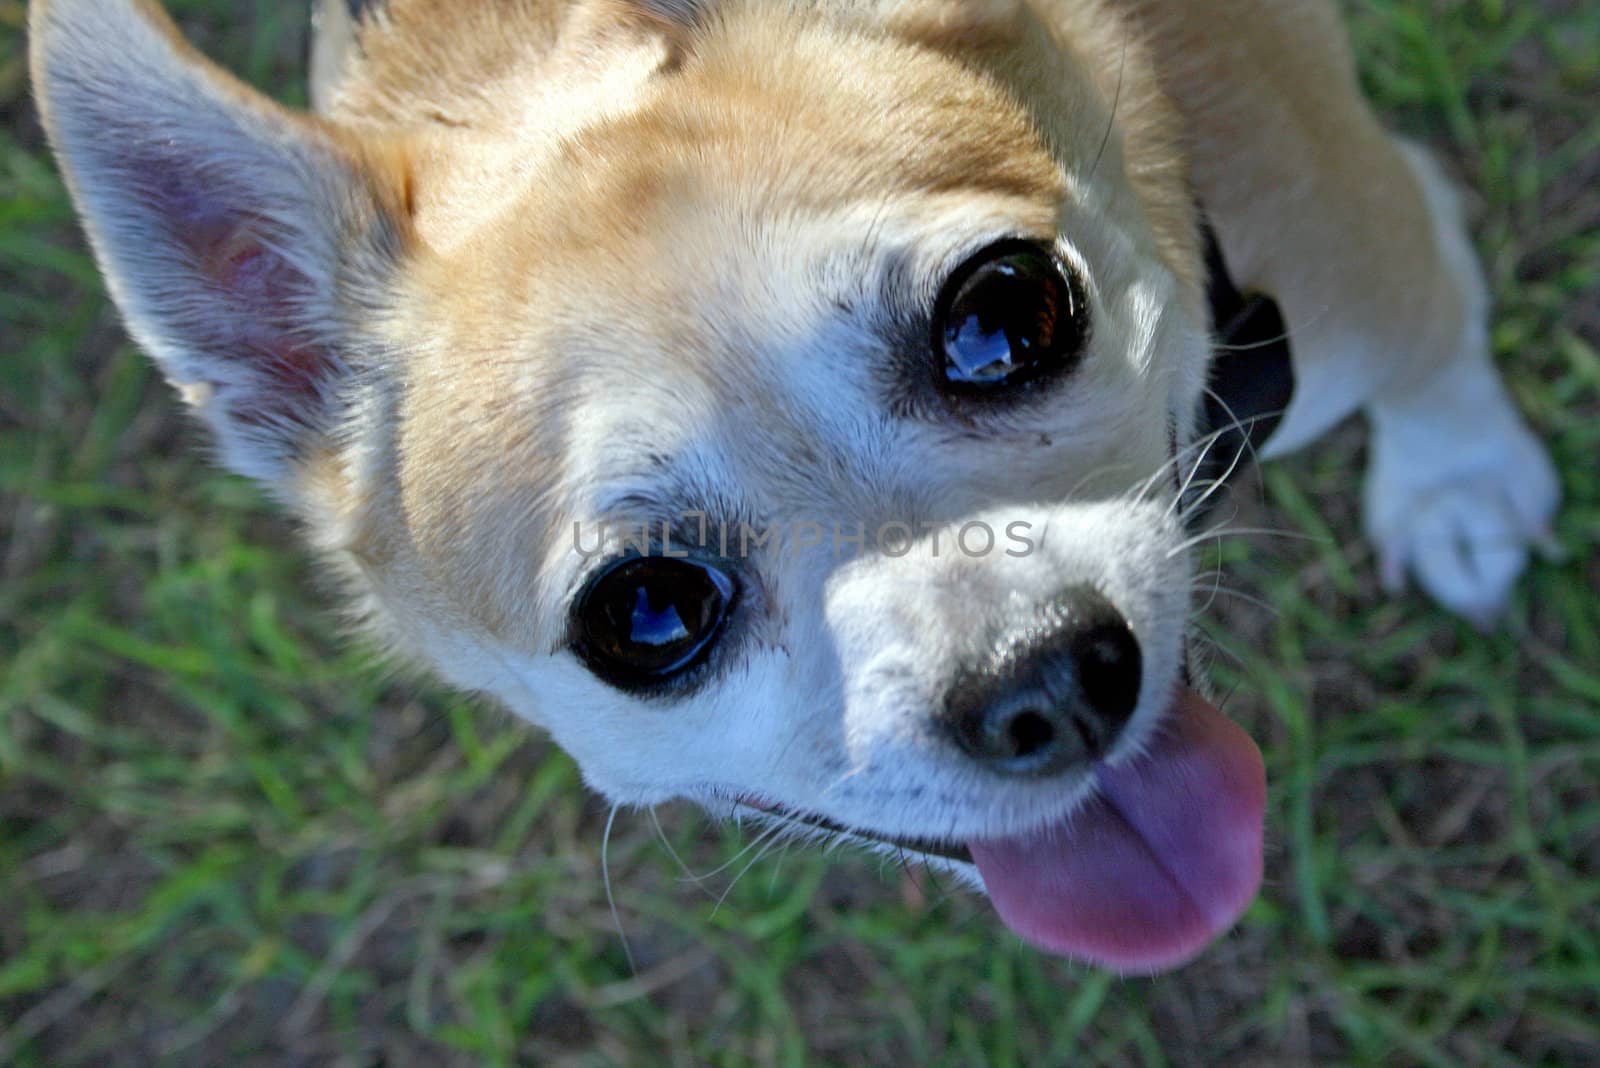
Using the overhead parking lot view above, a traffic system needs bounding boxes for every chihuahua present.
[30,0,1559,972]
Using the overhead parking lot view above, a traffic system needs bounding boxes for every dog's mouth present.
[736,687,1264,974]
[734,797,974,865]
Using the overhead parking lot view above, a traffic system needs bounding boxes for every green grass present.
[2,0,1597,1064]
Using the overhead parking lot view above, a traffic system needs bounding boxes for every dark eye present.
[573,556,738,690]
[933,240,1088,394]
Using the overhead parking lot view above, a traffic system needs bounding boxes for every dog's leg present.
[1123,0,1560,624]
[1352,142,1561,626]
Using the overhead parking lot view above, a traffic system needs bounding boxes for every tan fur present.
[17,0,1422,664]
[312,0,1460,392]
[1112,0,1465,404]
[37,0,1516,650]
[305,0,1112,653]
[289,0,1460,656]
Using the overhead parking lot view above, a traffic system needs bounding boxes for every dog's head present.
[32,0,1263,971]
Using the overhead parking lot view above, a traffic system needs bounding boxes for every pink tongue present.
[968,690,1264,973]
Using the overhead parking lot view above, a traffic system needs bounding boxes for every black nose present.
[941,585,1142,778]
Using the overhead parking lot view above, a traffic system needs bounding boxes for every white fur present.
[1360,144,1561,626]
[403,193,1207,849]
[488,499,1192,846]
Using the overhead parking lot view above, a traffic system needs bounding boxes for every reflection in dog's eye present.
[934,240,1088,395]
[573,556,738,690]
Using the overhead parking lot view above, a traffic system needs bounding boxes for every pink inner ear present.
[137,157,338,426]
[208,240,330,403]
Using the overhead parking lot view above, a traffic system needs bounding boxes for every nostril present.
[1072,620,1142,730]
[951,692,1073,774]
[1005,708,1056,759]
[951,691,1082,776]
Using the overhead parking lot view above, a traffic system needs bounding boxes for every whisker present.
[1190,564,1227,615]
[1167,524,1326,560]
[695,815,786,881]
[1175,389,1285,521]
[1185,622,1247,674]
[649,807,721,898]
[1085,41,1127,186]
[1189,580,1282,617]
[1125,420,1247,511]
[602,805,639,977]
[766,840,795,897]
[1210,333,1299,354]
[1169,432,1228,520]
[1177,396,1260,521]
[709,822,792,918]
[1149,414,1270,514]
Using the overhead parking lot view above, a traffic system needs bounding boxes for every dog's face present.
[33,0,1263,972]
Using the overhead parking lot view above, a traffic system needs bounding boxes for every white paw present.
[1363,360,1561,629]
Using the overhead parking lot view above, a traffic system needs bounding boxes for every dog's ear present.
[30,0,411,487]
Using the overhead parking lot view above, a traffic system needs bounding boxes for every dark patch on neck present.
[1184,222,1296,523]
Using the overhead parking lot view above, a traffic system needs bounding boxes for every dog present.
[30,0,1560,973]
